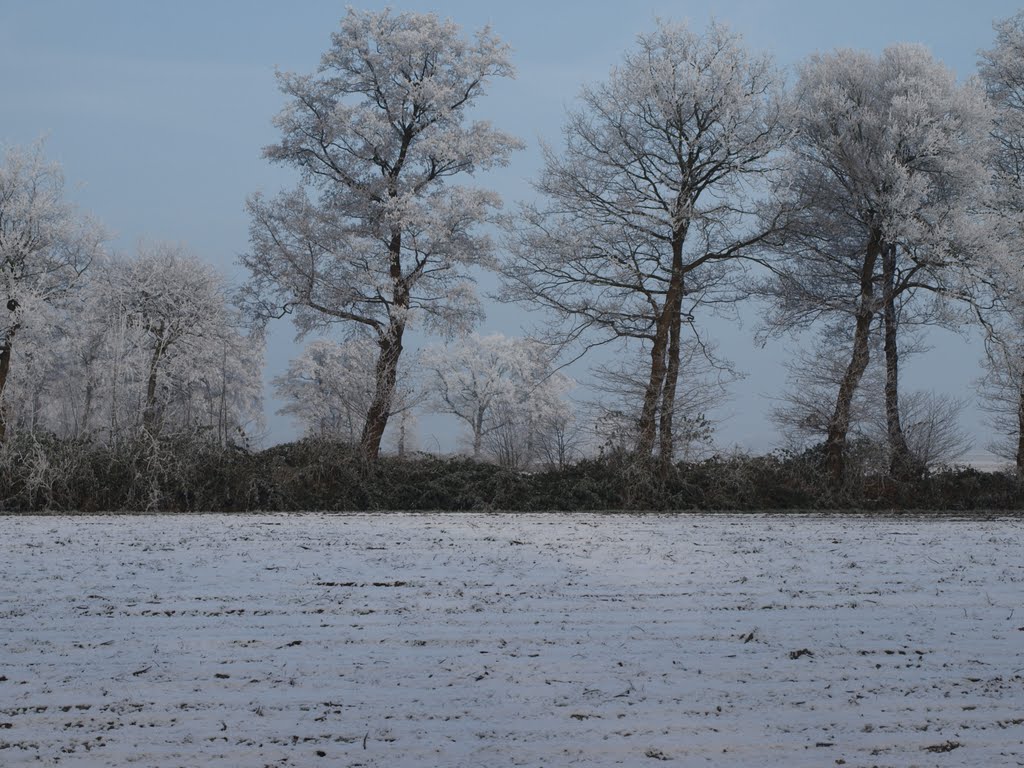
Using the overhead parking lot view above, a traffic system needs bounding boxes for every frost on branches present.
[242,8,521,461]
[423,334,575,469]
[93,245,263,444]
[761,45,993,483]
[2,244,263,447]
[502,20,784,467]
[0,144,104,440]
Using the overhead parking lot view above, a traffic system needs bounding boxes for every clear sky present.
[0,0,1020,458]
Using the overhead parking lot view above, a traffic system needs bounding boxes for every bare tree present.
[884,391,972,470]
[770,331,883,451]
[241,8,521,462]
[98,245,255,439]
[0,244,262,447]
[979,330,1024,467]
[502,20,784,468]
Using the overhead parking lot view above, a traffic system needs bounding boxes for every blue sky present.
[0,0,1020,455]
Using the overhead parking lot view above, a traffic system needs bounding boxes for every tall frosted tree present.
[977,12,1024,468]
[0,144,104,440]
[242,8,521,461]
[762,45,992,483]
[502,20,784,466]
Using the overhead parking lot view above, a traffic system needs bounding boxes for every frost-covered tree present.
[242,8,521,461]
[978,320,1024,467]
[423,333,574,467]
[92,245,263,443]
[502,20,784,466]
[0,143,104,440]
[274,336,419,445]
[977,12,1024,468]
[761,45,992,483]
[980,11,1024,218]
[422,333,517,459]
[0,245,262,446]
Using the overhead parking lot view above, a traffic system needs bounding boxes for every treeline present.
[4,8,1024,501]
[0,435,1020,513]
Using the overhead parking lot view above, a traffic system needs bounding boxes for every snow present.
[1,512,1022,767]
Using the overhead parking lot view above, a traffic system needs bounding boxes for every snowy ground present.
[1,513,1022,768]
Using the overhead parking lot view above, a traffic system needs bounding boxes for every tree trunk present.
[1015,372,1024,472]
[881,242,915,479]
[638,232,687,458]
[825,232,880,486]
[472,407,484,459]
[219,342,228,447]
[30,387,41,434]
[0,336,13,443]
[636,315,669,456]
[359,228,408,463]
[658,272,684,471]
[360,320,405,462]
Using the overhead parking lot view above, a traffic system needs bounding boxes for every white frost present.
[1,513,1022,766]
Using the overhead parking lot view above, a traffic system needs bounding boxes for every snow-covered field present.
[1,513,1022,767]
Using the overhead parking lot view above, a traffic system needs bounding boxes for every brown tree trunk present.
[360,321,405,462]
[360,229,408,463]
[636,315,669,457]
[659,272,684,470]
[881,242,914,478]
[1016,373,1024,472]
[0,336,13,443]
[825,232,880,486]
[638,231,687,458]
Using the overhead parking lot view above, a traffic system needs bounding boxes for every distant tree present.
[274,337,419,445]
[882,390,972,470]
[423,333,574,468]
[92,245,262,443]
[0,143,104,440]
[242,8,521,462]
[760,45,992,483]
[0,244,262,446]
[502,20,785,468]
[422,333,519,459]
